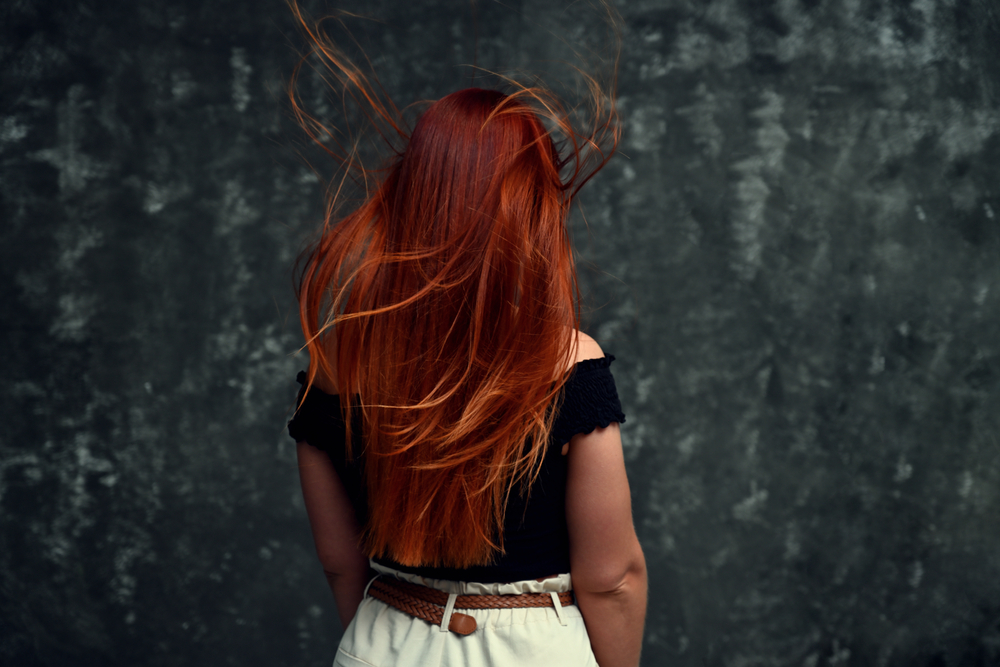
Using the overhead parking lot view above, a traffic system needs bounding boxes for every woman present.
[287,10,645,666]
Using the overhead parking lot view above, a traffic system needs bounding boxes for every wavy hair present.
[291,2,620,568]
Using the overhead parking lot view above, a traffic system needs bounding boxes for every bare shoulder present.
[574,330,605,364]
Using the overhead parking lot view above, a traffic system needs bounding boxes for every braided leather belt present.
[367,576,574,635]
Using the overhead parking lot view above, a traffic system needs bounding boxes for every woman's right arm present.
[297,441,372,629]
[566,419,647,667]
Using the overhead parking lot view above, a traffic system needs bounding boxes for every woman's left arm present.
[297,441,372,628]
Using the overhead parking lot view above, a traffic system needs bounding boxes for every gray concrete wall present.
[2,1,999,665]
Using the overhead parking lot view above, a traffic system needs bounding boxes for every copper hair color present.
[290,2,621,568]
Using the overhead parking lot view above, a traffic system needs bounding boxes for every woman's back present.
[291,332,625,583]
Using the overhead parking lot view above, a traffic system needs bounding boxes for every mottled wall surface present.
[2,1,999,666]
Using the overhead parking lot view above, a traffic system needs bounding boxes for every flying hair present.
[289,0,622,568]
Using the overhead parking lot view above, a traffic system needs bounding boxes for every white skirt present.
[333,561,598,667]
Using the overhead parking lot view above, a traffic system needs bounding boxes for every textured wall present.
[2,1,999,666]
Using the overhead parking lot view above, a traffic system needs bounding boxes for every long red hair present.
[291,4,620,568]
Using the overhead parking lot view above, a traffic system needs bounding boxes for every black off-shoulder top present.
[287,355,625,583]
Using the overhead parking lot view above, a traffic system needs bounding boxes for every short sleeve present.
[550,355,626,446]
[287,371,347,458]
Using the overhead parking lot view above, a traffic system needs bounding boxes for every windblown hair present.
[291,3,620,568]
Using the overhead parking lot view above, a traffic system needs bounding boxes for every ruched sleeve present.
[287,371,347,453]
[549,354,626,446]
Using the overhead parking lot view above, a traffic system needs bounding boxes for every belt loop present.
[440,592,458,632]
[363,573,379,599]
[363,560,379,598]
[549,591,568,626]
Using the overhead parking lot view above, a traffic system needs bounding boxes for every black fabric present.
[288,354,625,583]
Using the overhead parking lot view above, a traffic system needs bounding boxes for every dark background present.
[3,1,1000,665]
